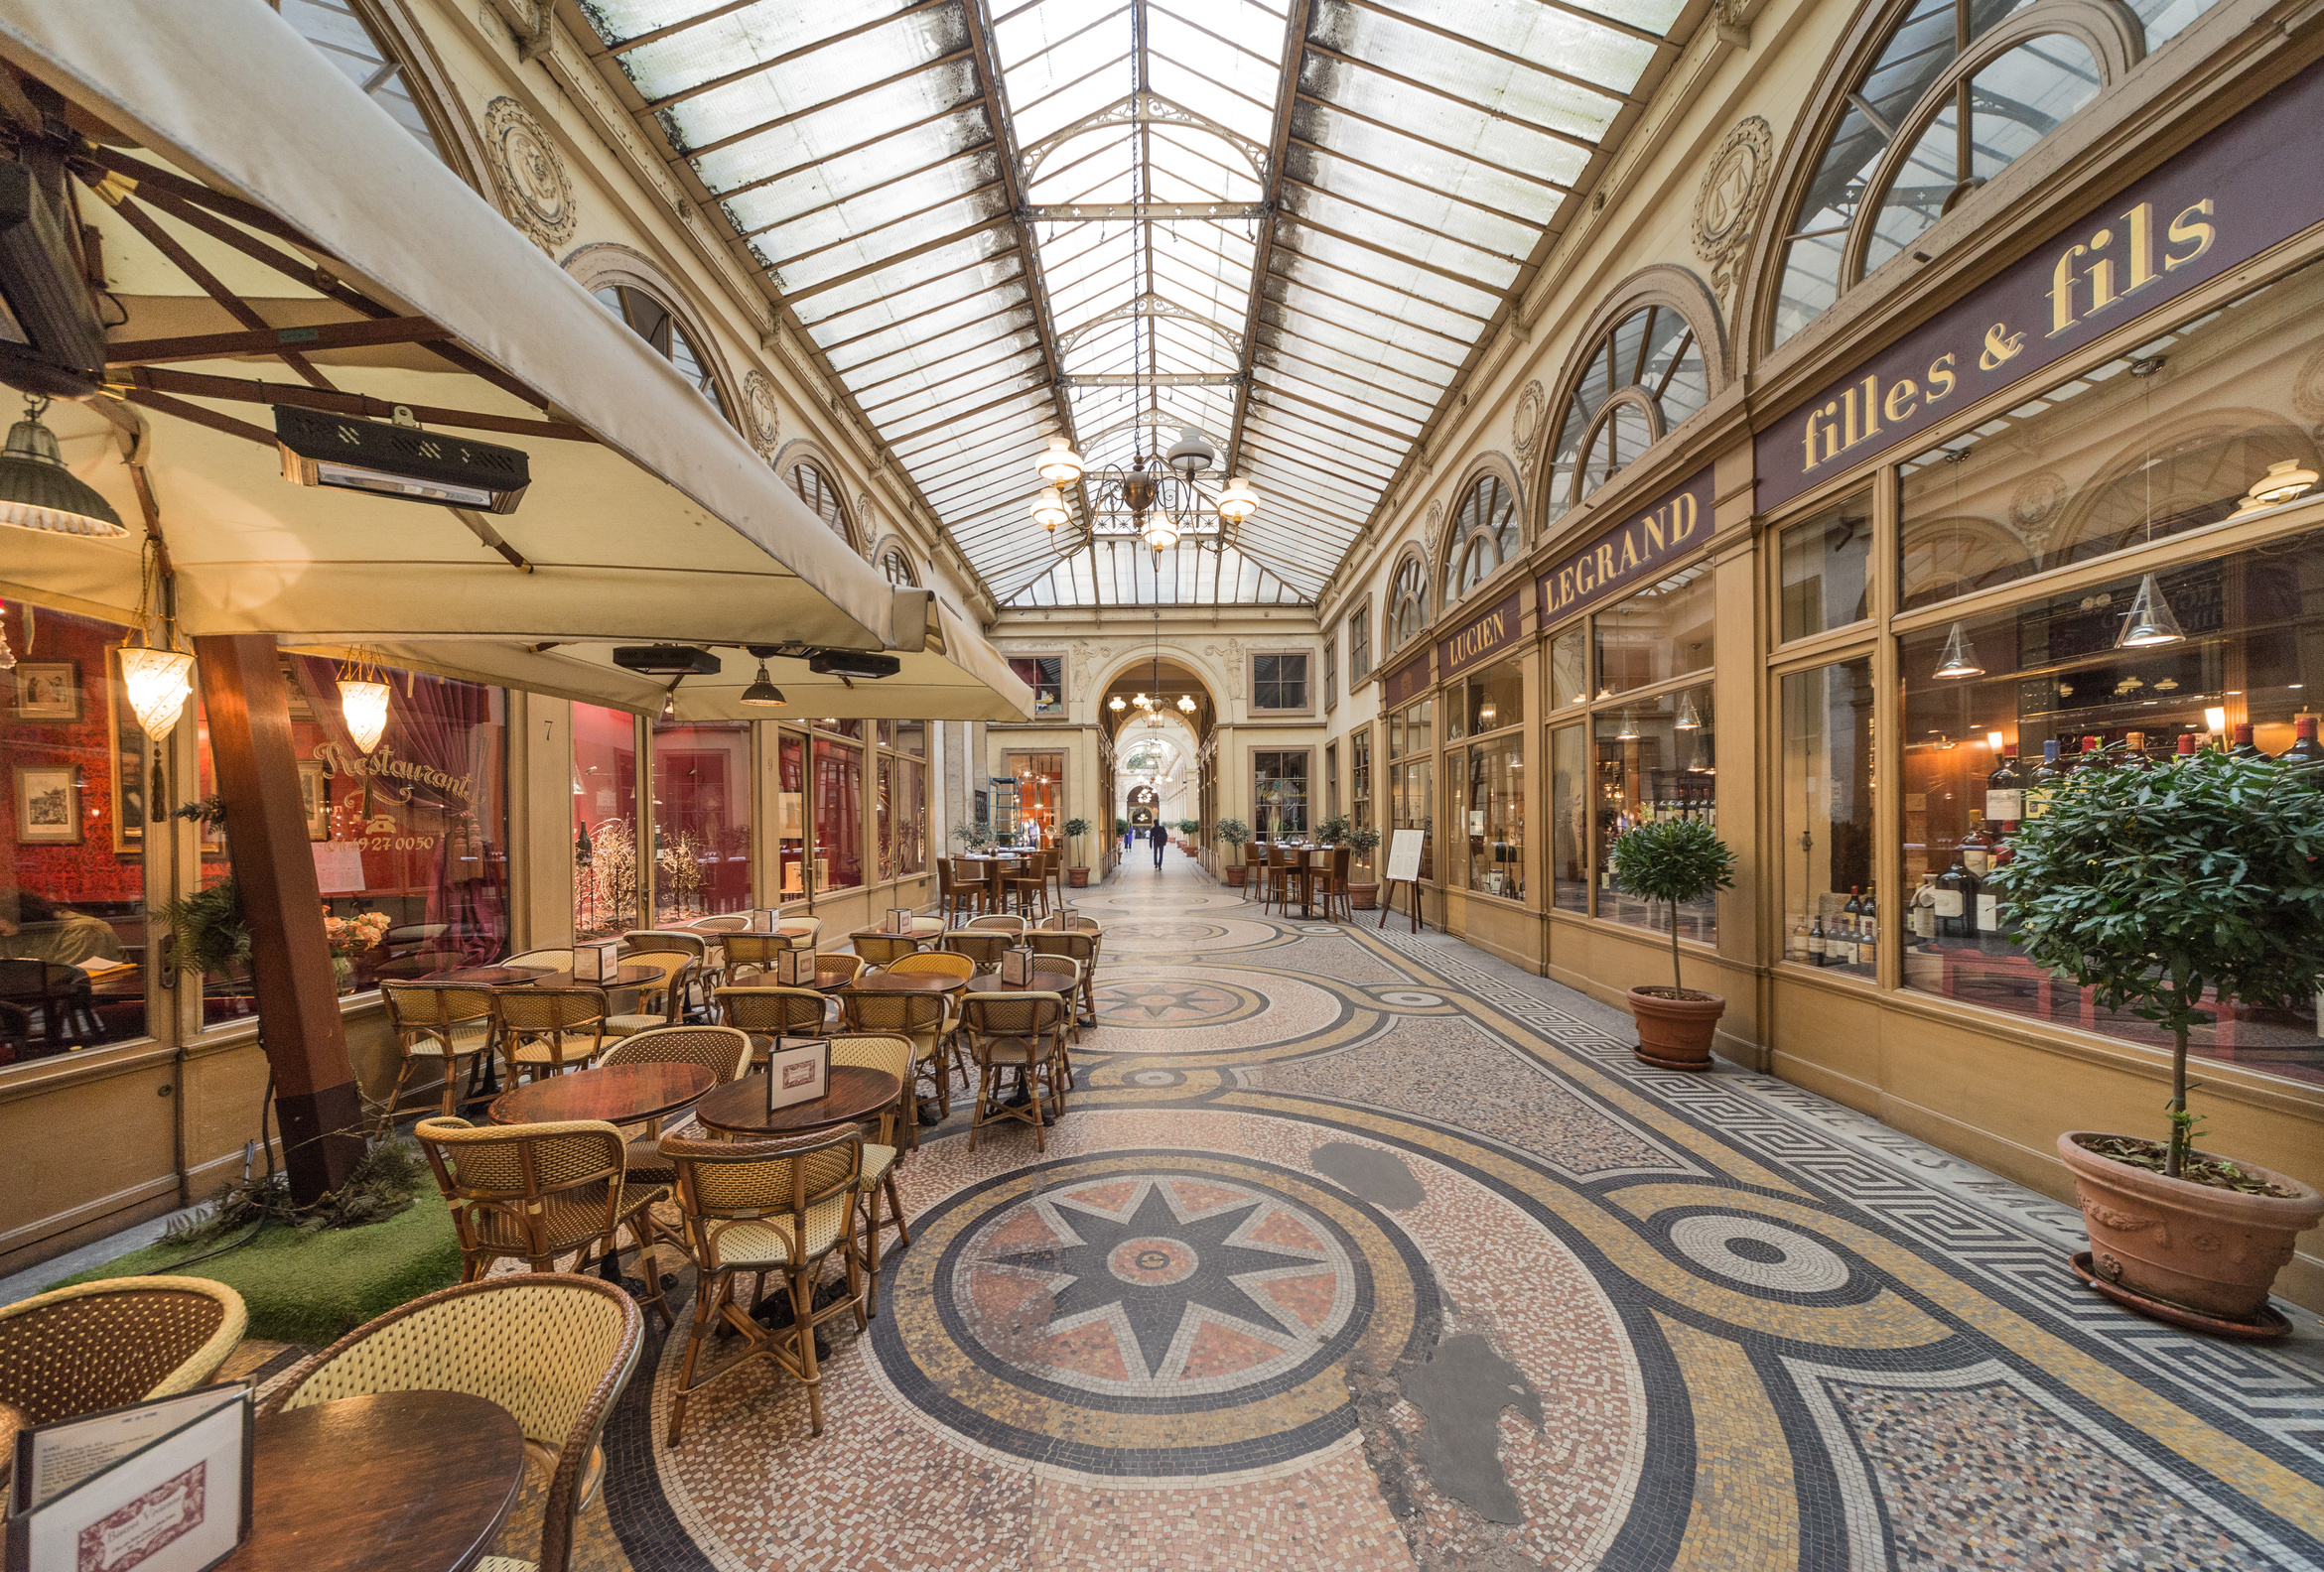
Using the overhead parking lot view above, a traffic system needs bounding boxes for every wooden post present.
[195,634,363,1203]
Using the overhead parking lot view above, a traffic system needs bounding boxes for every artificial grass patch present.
[57,1197,463,1347]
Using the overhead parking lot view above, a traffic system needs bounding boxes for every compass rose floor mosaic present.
[594,855,2324,1571]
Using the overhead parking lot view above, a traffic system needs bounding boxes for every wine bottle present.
[1808,914,1827,966]
[1935,849,1979,940]
[2279,715,2324,772]
[1912,873,1939,945]
[1836,890,1859,965]
[1985,744,2023,828]
[2026,739,2063,818]
[1786,914,1807,963]
[1856,904,1878,973]
[2079,734,2109,771]
[1959,822,1990,878]
[2229,722,2262,760]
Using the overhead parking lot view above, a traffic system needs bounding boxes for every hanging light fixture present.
[1109,695,1126,712]
[2234,458,2320,515]
[1477,695,1498,729]
[0,602,15,671]
[2116,573,2186,648]
[339,655,392,754]
[1616,714,1640,741]
[1674,695,1702,730]
[1029,485,1070,532]
[740,661,788,708]
[1176,694,1196,713]
[0,397,126,538]
[119,644,196,742]
[1037,436,1085,487]
[1933,621,1983,680]
[1141,513,1180,552]
[1216,475,1258,525]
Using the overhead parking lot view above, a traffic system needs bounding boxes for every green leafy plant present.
[1116,816,1130,836]
[950,822,996,852]
[1178,818,1200,837]
[1608,818,1735,998]
[1984,745,2324,1182]
[1213,818,1251,850]
[1349,825,1382,856]
[1063,816,1093,865]
[158,874,251,978]
[1314,815,1352,848]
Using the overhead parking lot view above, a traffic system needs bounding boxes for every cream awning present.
[0,1,1032,720]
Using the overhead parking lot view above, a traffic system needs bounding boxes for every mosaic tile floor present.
[599,855,2324,1571]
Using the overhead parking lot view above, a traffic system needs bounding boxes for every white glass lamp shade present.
[2234,458,2320,514]
[1932,621,1983,679]
[2115,573,2185,648]
[1215,475,1258,524]
[118,645,195,742]
[1141,515,1180,551]
[1165,426,1215,478]
[1030,485,1070,531]
[1674,695,1701,730]
[1176,694,1196,713]
[1108,695,1126,712]
[1036,437,1084,487]
[342,678,392,754]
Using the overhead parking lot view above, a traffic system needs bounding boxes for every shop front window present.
[1780,491,1873,641]
[1010,657,1065,718]
[1004,752,1062,847]
[1595,564,1714,697]
[573,702,638,941]
[776,731,806,901]
[1350,726,1374,862]
[1462,658,1524,738]
[876,754,893,883]
[1550,723,1587,914]
[2,607,150,1058]
[894,755,926,875]
[813,734,863,892]
[1781,658,1876,977]
[651,720,750,923]
[1462,738,1525,900]
[1897,528,2324,1085]
[1550,623,1587,709]
[1390,699,1433,881]
[1595,683,1715,941]
[1253,751,1308,841]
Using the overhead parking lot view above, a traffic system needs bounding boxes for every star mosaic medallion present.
[1096,979,1246,1023]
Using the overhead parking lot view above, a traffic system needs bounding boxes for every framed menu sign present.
[776,947,817,986]
[1000,947,1032,986]
[572,940,619,982]
[7,1384,252,1572]
[764,1036,830,1112]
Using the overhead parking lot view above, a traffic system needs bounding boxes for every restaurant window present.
[1767,0,2203,349]
[784,458,855,550]
[1596,682,1715,941]
[894,752,926,876]
[1780,658,1876,977]
[1348,601,1372,682]
[1460,738,1525,900]
[1324,743,1340,822]
[1780,490,1873,641]
[1898,258,2324,613]
[573,702,638,941]
[1461,657,1523,739]
[1010,655,1065,718]
[1550,623,1587,709]
[1253,750,1309,841]
[776,730,806,901]
[651,719,750,923]
[1251,652,1310,714]
[1350,725,1374,856]
[597,285,727,419]
[1006,751,1062,846]
[1550,722,1587,914]
[880,547,918,587]
[1596,563,1714,697]
[1388,699,1434,881]
[1897,527,2323,1086]
[1388,556,1428,651]
[1323,635,1337,711]
[876,753,893,883]
[1444,471,1521,602]
[812,733,862,892]
[813,716,863,740]
[2,606,151,1058]
[1543,305,1709,531]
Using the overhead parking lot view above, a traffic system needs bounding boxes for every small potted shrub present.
[1347,826,1382,909]
[1314,815,1351,848]
[1214,818,1252,886]
[1985,742,2324,1330]
[1178,818,1200,853]
[1607,817,1734,1068]
[1063,817,1093,887]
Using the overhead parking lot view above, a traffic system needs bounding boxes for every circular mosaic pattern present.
[873,1153,1428,1476]
[1669,1214,1852,1294]
[1377,989,1443,1007]
[1093,977,1264,1028]
[1128,1069,1184,1087]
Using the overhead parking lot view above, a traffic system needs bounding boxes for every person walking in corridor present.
[1150,821,1166,868]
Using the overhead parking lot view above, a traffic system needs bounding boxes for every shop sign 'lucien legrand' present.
[1536,463,1715,623]
[1438,591,1523,680]
[1757,58,2324,512]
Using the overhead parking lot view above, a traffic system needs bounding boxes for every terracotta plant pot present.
[1627,985,1725,1070]
[1068,867,1089,887]
[1224,865,1248,887]
[2056,1130,2323,1324]
[1348,881,1379,910]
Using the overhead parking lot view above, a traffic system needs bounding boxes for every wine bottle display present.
[2026,739,2063,818]
[1985,744,2023,824]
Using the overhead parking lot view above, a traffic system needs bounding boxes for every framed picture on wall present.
[15,763,82,844]
[108,649,147,854]
[298,760,329,841]
[12,660,81,722]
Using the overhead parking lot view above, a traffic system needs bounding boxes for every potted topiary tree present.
[1063,817,1094,887]
[1347,825,1382,909]
[1214,818,1252,886]
[1985,741,2324,1331]
[1178,818,1201,854]
[1607,817,1735,1068]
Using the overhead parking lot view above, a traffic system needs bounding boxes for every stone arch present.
[1435,452,1527,609]
[1383,543,1433,656]
[873,534,920,587]
[562,242,741,428]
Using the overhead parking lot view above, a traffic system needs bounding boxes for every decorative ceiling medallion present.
[1512,379,1548,459]
[741,370,781,455]
[482,97,577,250]
[1693,116,1772,303]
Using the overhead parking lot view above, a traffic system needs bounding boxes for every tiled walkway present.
[602,854,2324,1570]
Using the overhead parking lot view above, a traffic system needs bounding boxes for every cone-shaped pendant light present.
[1933,620,1983,679]
[2115,572,2185,648]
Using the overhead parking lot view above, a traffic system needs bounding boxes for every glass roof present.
[580,0,1696,606]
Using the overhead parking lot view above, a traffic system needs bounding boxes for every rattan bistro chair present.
[840,990,950,1138]
[1025,930,1099,1029]
[415,1117,671,1329]
[492,987,610,1082]
[621,930,713,1015]
[966,914,1026,936]
[658,1130,869,1444]
[602,952,694,1040]
[0,1277,247,1427]
[961,990,1071,1152]
[260,1275,640,1572]
[596,1026,752,1184]
[828,1032,914,1314]
[719,932,794,978]
[377,982,495,1131]
[940,929,1010,969]
[716,985,831,1061]
[853,932,920,969]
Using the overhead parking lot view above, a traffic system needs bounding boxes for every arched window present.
[879,546,918,587]
[1543,307,1708,529]
[784,459,855,550]
[1387,555,1429,651]
[1442,472,1520,604]
[1767,0,2180,349]
[595,285,728,418]
[282,0,479,184]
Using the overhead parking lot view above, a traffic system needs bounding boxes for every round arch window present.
[1543,306,1707,527]
[595,284,727,418]
[1444,473,1519,603]
[785,459,854,549]
[1388,556,1429,650]
[880,546,918,587]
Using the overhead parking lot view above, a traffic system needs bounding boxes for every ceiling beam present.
[1220,0,1311,486]
[1059,371,1243,387]
[1023,201,1271,221]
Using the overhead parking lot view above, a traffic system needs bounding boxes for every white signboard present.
[1384,828,1426,884]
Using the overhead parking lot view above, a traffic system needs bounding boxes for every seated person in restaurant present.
[0,888,126,968]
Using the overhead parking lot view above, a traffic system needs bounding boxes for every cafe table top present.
[487,1060,715,1125]
[224,1389,523,1572]
[694,1064,901,1138]
[410,962,662,989]
[843,971,967,995]
[965,972,1073,992]
[848,916,947,940]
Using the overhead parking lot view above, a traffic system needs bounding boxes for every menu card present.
[765,1037,830,1112]
[8,1384,251,1572]
[572,940,619,982]
[1000,947,1032,987]
[776,947,817,986]
[884,908,911,935]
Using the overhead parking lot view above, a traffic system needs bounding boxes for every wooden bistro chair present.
[492,986,611,1083]
[716,984,832,1059]
[719,931,792,985]
[941,929,1011,969]
[596,1025,752,1186]
[1026,929,1100,1031]
[1003,853,1050,920]
[853,932,921,969]
[936,857,978,924]
[944,858,992,921]
[840,989,951,1139]
[828,1033,914,1316]
[602,952,695,1041]
[657,1130,869,1444]
[1322,846,1354,922]
[967,913,1026,937]
[415,1116,672,1329]
[260,1275,640,1572]
[377,982,495,1131]
[961,990,1071,1152]
[622,930,713,1016]
[0,1277,247,1427]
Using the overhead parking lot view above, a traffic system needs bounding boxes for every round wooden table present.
[694,1065,901,1138]
[225,1390,522,1572]
[487,1060,716,1125]
[966,972,1068,991]
[849,917,946,943]
[410,963,660,990]
[844,972,966,995]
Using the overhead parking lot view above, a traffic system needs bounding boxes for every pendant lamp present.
[342,675,392,753]
[2115,573,2185,648]
[740,661,788,707]
[0,398,126,538]
[1933,621,1983,679]
[1674,695,1702,730]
